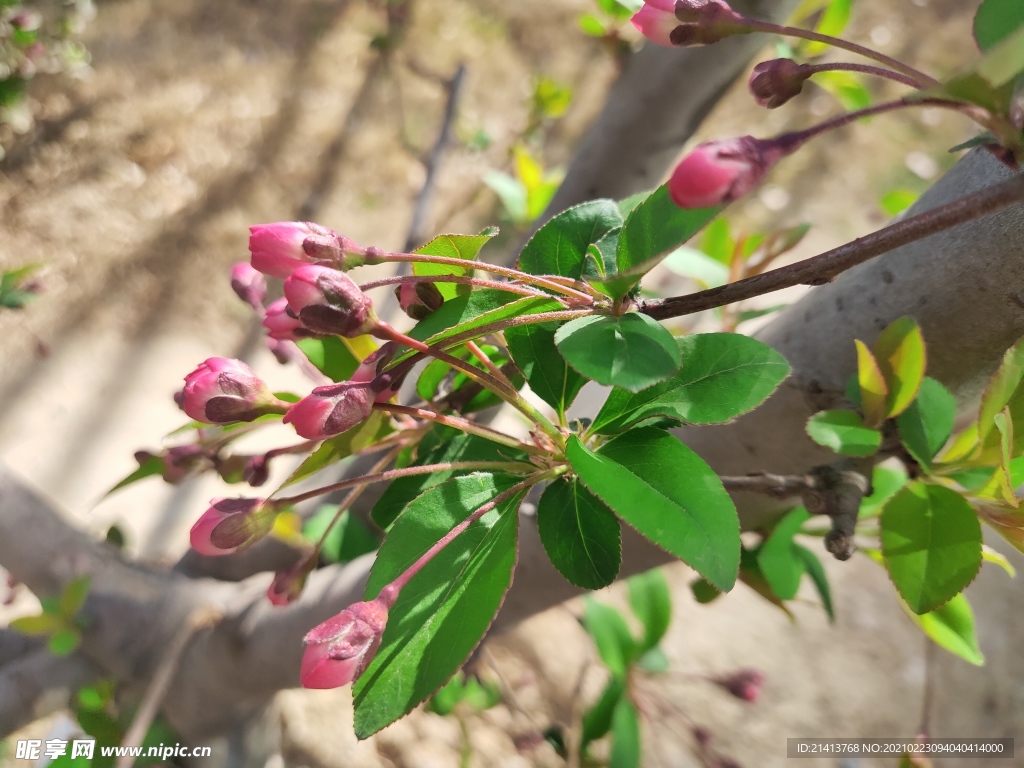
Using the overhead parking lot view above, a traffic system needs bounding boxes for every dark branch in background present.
[721,465,871,559]
[641,172,1024,320]
[403,64,467,253]
[0,649,101,734]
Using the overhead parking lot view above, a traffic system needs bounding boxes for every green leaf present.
[567,430,740,591]
[354,474,524,738]
[902,592,984,665]
[690,578,722,604]
[976,24,1024,87]
[592,333,790,434]
[103,454,165,497]
[806,410,882,457]
[982,544,1017,577]
[598,185,721,298]
[874,317,927,418]
[505,322,587,416]
[858,465,909,518]
[413,231,497,300]
[855,340,889,427]
[49,629,81,656]
[609,698,642,768]
[281,412,392,488]
[9,613,63,635]
[896,377,956,470]
[977,336,1024,461]
[581,677,626,748]
[303,507,380,564]
[662,247,729,288]
[554,314,681,393]
[583,599,636,676]
[59,576,91,619]
[626,569,672,651]
[974,0,1024,50]
[881,482,983,614]
[806,0,852,53]
[518,199,623,279]
[637,645,669,673]
[396,289,563,365]
[880,189,919,217]
[794,544,835,622]
[814,69,872,111]
[757,507,811,601]
[537,478,621,589]
[296,336,365,382]
[371,428,527,529]
[579,13,607,36]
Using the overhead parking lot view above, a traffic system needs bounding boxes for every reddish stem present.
[358,274,555,300]
[373,402,545,454]
[801,61,922,89]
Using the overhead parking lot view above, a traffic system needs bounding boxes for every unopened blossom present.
[283,265,379,338]
[283,380,384,440]
[631,0,679,47]
[189,497,274,556]
[181,358,284,424]
[395,282,445,320]
[263,298,317,342]
[668,136,785,208]
[748,59,808,109]
[249,222,367,278]
[669,0,746,45]
[301,597,393,688]
[351,343,402,402]
[713,668,764,702]
[267,556,316,606]
[230,262,267,309]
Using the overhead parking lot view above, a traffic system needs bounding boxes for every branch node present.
[806,463,872,561]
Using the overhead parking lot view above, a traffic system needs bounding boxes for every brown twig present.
[640,173,1024,321]
[116,607,219,768]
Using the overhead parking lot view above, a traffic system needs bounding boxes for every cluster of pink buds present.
[632,0,745,48]
[180,358,291,424]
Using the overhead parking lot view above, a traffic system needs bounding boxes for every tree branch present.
[0,649,100,734]
[640,171,1024,320]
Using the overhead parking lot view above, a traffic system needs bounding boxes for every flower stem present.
[380,469,560,603]
[801,61,923,89]
[373,403,547,455]
[363,247,595,305]
[640,172,1024,320]
[465,340,516,390]
[276,460,536,506]
[741,18,937,87]
[358,274,556,301]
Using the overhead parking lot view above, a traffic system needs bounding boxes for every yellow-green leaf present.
[874,317,926,418]
[855,340,888,427]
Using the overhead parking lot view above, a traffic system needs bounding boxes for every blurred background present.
[1,0,1012,766]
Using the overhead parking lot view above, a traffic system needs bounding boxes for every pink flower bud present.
[249,222,367,278]
[301,598,391,688]
[249,222,323,279]
[161,444,212,484]
[263,298,317,342]
[189,497,273,556]
[243,454,270,487]
[267,557,316,606]
[395,282,445,320]
[631,0,679,47]
[713,668,764,702]
[181,357,280,424]
[352,343,402,402]
[668,137,784,209]
[669,0,746,45]
[749,59,808,109]
[283,380,382,439]
[284,265,378,338]
[230,262,267,309]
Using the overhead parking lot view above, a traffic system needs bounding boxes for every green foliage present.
[518,199,623,280]
[283,412,393,488]
[895,377,956,469]
[484,146,563,226]
[554,314,681,393]
[505,322,587,417]
[974,0,1024,51]
[880,483,982,614]
[427,671,501,716]
[0,264,42,309]
[10,575,91,656]
[355,474,525,738]
[902,592,984,666]
[806,410,882,456]
[568,430,740,591]
[592,333,790,433]
[303,507,380,565]
[757,507,812,601]
[537,478,621,589]
[412,230,497,300]
[296,336,366,382]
